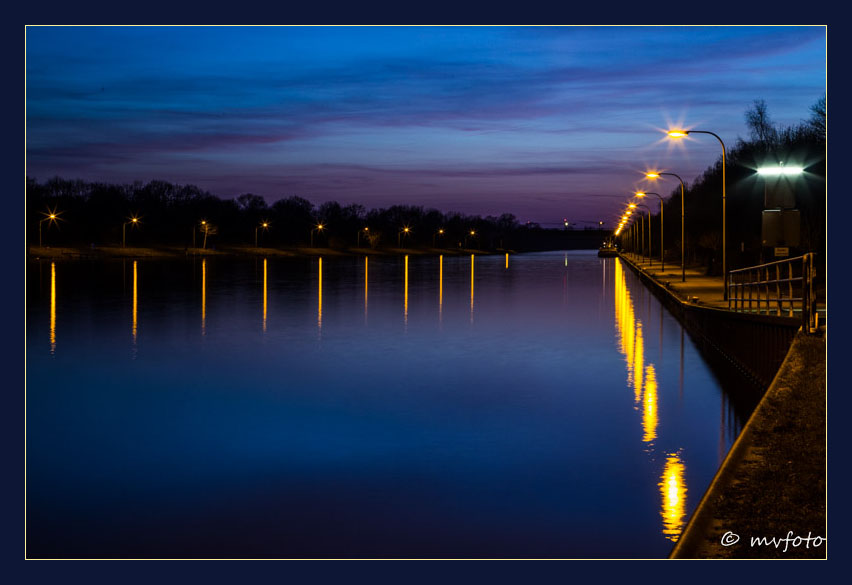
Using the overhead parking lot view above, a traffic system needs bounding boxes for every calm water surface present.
[26,251,755,558]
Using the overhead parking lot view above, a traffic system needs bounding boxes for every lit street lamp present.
[646,171,686,282]
[398,226,411,248]
[255,221,269,247]
[465,229,477,249]
[668,129,728,298]
[433,228,444,247]
[39,211,59,247]
[311,223,325,248]
[123,216,140,248]
[357,226,369,247]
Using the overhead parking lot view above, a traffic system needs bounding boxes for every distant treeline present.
[27,96,825,264]
[26,177,606,252]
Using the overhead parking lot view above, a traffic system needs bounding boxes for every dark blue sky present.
[26,26,825,226]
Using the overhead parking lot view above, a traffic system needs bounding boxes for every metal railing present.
[727,253,819,333]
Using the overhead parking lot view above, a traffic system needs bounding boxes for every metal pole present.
[680,182,684,282]
[686,131,726,298]
[660,199,664,271]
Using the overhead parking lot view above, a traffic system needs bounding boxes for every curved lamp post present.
[646,171,686,282]
[668,129,727,298]
[636,192,664,271]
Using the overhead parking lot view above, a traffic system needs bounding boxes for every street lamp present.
[39,211,59,247]
[632,202,651,264]
[357,226,369,247]
[398,226,411,248]
[311,223,325,248]
[636,192,665,271]
[123,216,140,248]
[667,129,728,298]
[199,220,212,250]
[255,221,269,247]
[433,228,444,247]
[646,171,686,282]
[465,229,477,249]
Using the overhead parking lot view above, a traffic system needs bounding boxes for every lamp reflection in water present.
[642,364,658,443]
[201,259,207,336]
[470,254,475,323]
[364,256,368,323]
[614,260,645,407]
[633,323,645,406]
[132,261,138,355]
[438,255,443,324]
[505,253,509,269]
[404,255,409,326]
[615,258,689,540]
[49,262,56,354]
[659,452,687,541]
[262,258,267,333]
[318,257,323,334]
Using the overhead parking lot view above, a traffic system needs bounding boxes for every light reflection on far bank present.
[49,262,56,354]
[404,255,409,326]
[263,258,267,333]
[438,255,443,324]
[201,259,207,336]
[318,257,323,333]
[470,254,474,323]
[364,256,368,322]
[132,261,138,353]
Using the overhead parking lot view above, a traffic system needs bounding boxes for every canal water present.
[26,251,758,558]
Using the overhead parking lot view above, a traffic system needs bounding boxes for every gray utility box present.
[761,208,800,247]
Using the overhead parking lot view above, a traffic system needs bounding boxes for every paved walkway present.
[619,253,729,309]
[620,252,826,322]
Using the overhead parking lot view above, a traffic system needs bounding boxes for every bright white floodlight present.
[756,166,804,176]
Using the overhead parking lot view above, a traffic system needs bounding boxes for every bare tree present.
[745,99,778,146]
